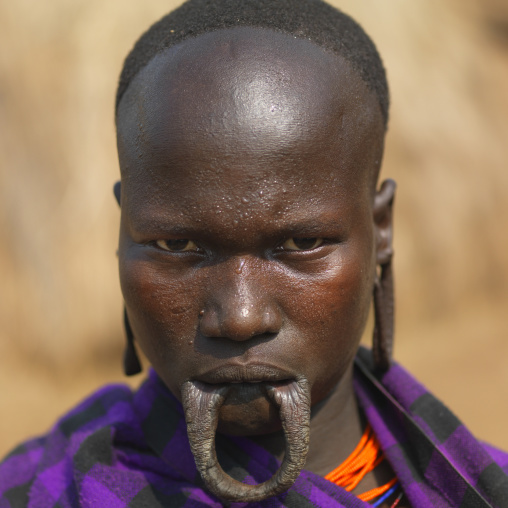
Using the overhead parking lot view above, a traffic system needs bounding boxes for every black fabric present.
[73,426,113,473]
[410,392,462,443]
[4,482,32,508]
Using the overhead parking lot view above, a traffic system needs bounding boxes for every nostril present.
[262,309,283,335]
[199,307,222,338]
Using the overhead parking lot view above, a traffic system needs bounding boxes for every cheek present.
[332,251,373,337]
[283,242,374,390]
[288,247,372,333]
[119,251,202,380]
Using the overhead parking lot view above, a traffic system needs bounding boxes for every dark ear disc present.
[123,307,142,376]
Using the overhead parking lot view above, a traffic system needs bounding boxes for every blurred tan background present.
[1,0,508,458]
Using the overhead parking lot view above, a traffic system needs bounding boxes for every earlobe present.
[372,178,396,372]
[373,179,396,265]
[113,181,122,207]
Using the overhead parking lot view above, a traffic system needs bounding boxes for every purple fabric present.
[1,348,507,507]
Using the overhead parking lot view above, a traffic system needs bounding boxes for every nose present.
[199,257,282,341]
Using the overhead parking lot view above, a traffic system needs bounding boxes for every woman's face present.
[116,27,386,436]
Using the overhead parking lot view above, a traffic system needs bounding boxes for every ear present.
[113,181,121,207]
[373,179,396,266]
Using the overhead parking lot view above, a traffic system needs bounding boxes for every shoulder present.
[55,382,135,439]
[0,436,47,507]
[0,383,135,506]
[355,348,508,506]
[483,442,508,473]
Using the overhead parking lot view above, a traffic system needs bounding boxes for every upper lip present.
[196,363,294,384]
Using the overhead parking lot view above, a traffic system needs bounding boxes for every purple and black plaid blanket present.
[1,348,507,507]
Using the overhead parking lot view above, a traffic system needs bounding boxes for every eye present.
[155,239,200,252]
[281,237,324,251]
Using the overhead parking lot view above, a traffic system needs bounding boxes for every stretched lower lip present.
[196,364,293,385]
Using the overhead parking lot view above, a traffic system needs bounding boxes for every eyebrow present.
[130,213,348,239]
[129,217,198,237]
[270,220,347,236]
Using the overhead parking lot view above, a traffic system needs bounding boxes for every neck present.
[251,363,365,476]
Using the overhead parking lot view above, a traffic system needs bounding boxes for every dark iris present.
[292,238,320,250]
[164,239,191,251]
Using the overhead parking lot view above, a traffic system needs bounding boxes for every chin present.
[216,385,283,436]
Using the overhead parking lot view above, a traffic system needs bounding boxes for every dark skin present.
[116,27,402,505]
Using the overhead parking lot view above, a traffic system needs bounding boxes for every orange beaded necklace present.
[324,424,398,504]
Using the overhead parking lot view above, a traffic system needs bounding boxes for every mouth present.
[196,363,294,386]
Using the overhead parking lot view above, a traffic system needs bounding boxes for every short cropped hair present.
[116,0,389,127]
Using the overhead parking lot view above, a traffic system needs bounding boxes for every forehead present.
[116,26,384,206]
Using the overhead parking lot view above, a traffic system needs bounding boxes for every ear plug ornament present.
[372,260,394,372]
[123,307,142,376]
